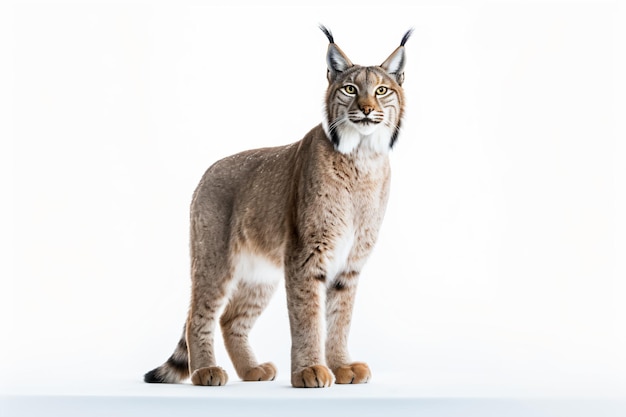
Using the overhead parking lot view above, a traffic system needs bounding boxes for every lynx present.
[145,26,412,388]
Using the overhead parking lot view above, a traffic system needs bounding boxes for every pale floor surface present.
[2,375,625,417]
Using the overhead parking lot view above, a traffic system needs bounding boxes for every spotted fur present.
[145,26,412,388]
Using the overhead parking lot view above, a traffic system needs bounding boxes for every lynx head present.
[320,25,413,155]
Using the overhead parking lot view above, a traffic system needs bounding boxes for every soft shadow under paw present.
[333,362,371,384]
[191,366,229,386]
[243,362,277,381]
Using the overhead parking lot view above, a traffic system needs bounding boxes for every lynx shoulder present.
[145,26,412,388]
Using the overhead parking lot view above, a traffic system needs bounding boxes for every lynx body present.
[145,26,412,388]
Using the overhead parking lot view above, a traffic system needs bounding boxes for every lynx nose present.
[360,105,374,116]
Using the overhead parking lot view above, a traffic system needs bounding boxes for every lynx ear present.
[380,28,414,85]
[320,25,353,83]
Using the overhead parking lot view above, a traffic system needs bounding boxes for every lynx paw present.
[332,362,371,384]
[292,365,334,388]
[243,362,277,382]
[190,366,229,386]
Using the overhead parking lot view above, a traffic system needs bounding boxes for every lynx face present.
[321,26,411,155]
[325,68,404,154]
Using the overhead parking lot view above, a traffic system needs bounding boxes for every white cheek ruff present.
[361,125,394,154]
[323,104,393,156]
[332,122,393,155]
[335,124,361,154]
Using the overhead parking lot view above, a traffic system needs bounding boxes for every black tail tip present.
[144,368,165,383]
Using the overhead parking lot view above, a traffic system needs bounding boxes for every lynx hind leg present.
[220,278,280,382]
[186,271,234,387]
[186,196,243,386]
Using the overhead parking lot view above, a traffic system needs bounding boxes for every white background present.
[2,0,625,398]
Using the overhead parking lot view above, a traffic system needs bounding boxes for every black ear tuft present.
[400,28,414,47]
[319,24,334,44]
[380,28,414,85]
[320,25,353,83]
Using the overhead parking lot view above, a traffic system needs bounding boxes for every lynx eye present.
[343,85,357,95]
[375,86,389,96]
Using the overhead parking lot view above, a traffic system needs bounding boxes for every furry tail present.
[144,329,190,383]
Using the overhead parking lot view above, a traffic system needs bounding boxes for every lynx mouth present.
[352,118,381,125]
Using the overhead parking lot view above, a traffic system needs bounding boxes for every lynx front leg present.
[285,256,333,388]
[326,270,371,384]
